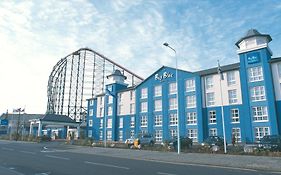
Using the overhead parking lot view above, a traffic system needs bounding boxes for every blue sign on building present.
[247,52,260,64]
[0,119,8,126]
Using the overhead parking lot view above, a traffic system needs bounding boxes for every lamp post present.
[163,42,181,154]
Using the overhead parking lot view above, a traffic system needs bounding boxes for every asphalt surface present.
[0,140,280,175]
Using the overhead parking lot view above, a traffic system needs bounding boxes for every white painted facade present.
[96,96,104,118]
[237,36,272,55]
[117,90,135,116]
[202,70,242,108]
[271,62,281,100]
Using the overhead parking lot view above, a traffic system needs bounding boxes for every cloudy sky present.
[0,0,281,114]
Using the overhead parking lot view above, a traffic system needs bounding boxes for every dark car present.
[138,134,155,146]
[258,135,281,151]
[169,137,193,150]
[201,136,225,147]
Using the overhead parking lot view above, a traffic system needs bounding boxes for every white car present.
[125,138,135,145]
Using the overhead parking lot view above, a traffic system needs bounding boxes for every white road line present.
[157,172,177,175]
[45,155,70,160]
[1,147,14,151]
[84,161,130,170]
[141,159,258,172]
[20,151,36,155]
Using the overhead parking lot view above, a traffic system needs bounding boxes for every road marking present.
[84,161,130,170]
[139,159,258,172]
[2,147,14,151]
[35,172,51,175]
[271,172,281,174]
[157,172,177,175]
[20,151,36,155]
[45,155,70,160]
[82,152,261,173]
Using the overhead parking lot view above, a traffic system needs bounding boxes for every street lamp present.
[163,42,181,154]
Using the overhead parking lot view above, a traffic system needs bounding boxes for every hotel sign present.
[155,72,173,81]
[247,52,260,64]
[0,119,8,126]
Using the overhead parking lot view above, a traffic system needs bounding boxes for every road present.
[0,140,279,175]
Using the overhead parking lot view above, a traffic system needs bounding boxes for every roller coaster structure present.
[46,48,143,122]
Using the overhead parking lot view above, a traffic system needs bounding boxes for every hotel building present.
[86,29,281,144]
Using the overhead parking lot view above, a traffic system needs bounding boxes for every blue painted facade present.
[86,29,281,144]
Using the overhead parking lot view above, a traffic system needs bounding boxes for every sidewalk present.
[65,146,281,172]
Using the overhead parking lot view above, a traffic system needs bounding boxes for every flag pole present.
[218,60,227,154]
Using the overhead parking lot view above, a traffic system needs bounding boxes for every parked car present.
[125,137,135,148]
[201,136,225,148]
[138,134,155,146]
[168,136,193,150]
[258,135,281,151]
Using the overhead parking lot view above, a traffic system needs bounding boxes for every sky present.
[0,0,281,115]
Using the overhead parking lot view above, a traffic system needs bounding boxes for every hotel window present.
[209,128,217,136]
[88,119,93,127]
[130,103,135,114]
[169,97,177,110]
[107,118,112,128]
[118,93,122,102]
[140,115,148,127]
[141,130,147,135]
[130,130,134,137]
[228,89,238,104]
[227,71,236,86]
[89,109,93,116]
[231,109,240,123]
[188,129,198,142]
[130,90,135,100]
[119,118,123,128]
[250,86,266,102]
[154,99,162,111]
[118,104,123,115]
[186,95,196,108]
[130,116,135,128]
[169,113,178,126]
[99,130,103,140]
[154,85,162,97]
[108,95,113,104]
[88,130,92,138]
[141,88,148,99]
[154,114,162,126]
[106,130,112,141]
[255,127,270,141]
[100,119,103,128]
[169,82,177,94]
[186,112,197,125]
[99,107,103,117]
[186,78,195,92]
[141,102,148,112]
[170,129,177,138]
[107,106,112,116]
[99,96,104,105]
[90,100,94,106]
[248,66,264,82]
[278,63,281,78]
[119,130,123,141]
[232,128,241,143]
[155,130,163,142]
[209,110,216,124]
[206,92,215,106]
[252,106,268,121]
[205,76,213,89]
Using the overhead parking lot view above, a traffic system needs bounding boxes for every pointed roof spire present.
[235,29,272,48]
